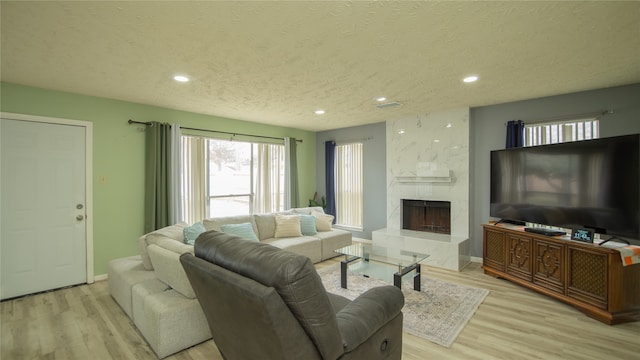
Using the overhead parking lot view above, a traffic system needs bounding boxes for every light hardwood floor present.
[2,259,639,360]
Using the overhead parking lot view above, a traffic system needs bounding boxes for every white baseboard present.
[94,273,108,282]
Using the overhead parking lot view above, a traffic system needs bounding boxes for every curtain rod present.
[128,119,302,143]
[323,136,373,144]
[508,109,614,126]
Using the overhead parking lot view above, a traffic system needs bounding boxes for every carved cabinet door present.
[483,228,506,272]
[507,234,533,281]
[566,247,608,309]
[533,239,565,294]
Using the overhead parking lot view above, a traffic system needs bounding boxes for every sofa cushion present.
[138,236,154,270]
[203,215,258,236]
[131,278,170,334]
[138,223,187,270]
[292,206,325,215]
[313,229,353,260]
[263,236,322,264]
[312,211,334,231]
[147,242,196,299]
[299,214,317,236]
[253,213,276,240]
[154,236,194,254]
[220,223,259,241]
[108,256,156,318]
[134,283,211,358]
[274,214,303,238]
[183,222,206,245]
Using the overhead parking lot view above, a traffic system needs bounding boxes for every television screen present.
[490,134,640,240]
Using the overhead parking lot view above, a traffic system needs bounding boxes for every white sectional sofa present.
[107,207,352,358]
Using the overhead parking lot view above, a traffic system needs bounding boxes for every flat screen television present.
[490,134,640,240]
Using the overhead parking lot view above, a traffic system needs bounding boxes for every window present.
[180,135,285,224]
[207,139,254,216]
[335,142,363,230]
[525,118,599,146]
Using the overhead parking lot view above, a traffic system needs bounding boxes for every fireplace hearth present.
[402,199,451,235]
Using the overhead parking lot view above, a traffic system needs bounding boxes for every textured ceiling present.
[2,1,639,131]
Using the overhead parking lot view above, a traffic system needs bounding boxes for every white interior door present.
[1,118,88,300]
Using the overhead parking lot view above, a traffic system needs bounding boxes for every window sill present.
[334,224,364,232]
[395,176,452,183]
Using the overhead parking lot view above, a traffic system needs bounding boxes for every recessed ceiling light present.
[376,97,387,102]
[376,101,402,109]
[397,129,405,134]
[446,123,452,128]
[463,75,478,83]
[433,139,440,143]
[314,109,326,115]
[173,75,190,82]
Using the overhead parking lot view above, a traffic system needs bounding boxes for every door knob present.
[76,215,84,221]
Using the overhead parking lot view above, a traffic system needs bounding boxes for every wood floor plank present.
[2,258,639,359]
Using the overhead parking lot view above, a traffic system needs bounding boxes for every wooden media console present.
[482,224,640,325]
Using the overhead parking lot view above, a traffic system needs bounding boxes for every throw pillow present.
[274,214,303,238]
[220,223,259,241]
[299,214,317,236]
[312,211,334,232]
[183,222,206,245]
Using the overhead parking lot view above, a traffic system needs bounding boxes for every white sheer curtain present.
[180,136,206,225]
[253,143,284,214]
[335,142,363,229]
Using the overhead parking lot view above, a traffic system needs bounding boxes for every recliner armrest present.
[335,285,404,351]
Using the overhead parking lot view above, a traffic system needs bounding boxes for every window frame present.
[179,133,285,223]
[334,142,364,231]
[524,118,599,146]
[205,138,255,217]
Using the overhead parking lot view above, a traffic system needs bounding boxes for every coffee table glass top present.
[334,242,429,267]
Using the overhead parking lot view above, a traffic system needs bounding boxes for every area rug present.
[318,264,490,348]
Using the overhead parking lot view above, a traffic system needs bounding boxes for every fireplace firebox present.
[402,199,451,235]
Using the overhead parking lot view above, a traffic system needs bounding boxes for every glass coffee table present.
[334,243,429,291]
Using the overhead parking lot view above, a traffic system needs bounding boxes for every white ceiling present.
[2,1,639,132]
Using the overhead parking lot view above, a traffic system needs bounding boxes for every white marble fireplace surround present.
[375,107,471,271]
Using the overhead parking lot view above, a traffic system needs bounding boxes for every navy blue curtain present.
[506,120,525,148]
[325,141,336,221]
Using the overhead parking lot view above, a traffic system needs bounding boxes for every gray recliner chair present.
[180,230,404,360]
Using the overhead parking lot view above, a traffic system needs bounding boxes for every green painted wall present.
[1,82,317,276]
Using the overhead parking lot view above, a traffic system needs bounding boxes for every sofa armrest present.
[334,285,404,352]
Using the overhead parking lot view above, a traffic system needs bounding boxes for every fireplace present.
[402,199,451,235]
